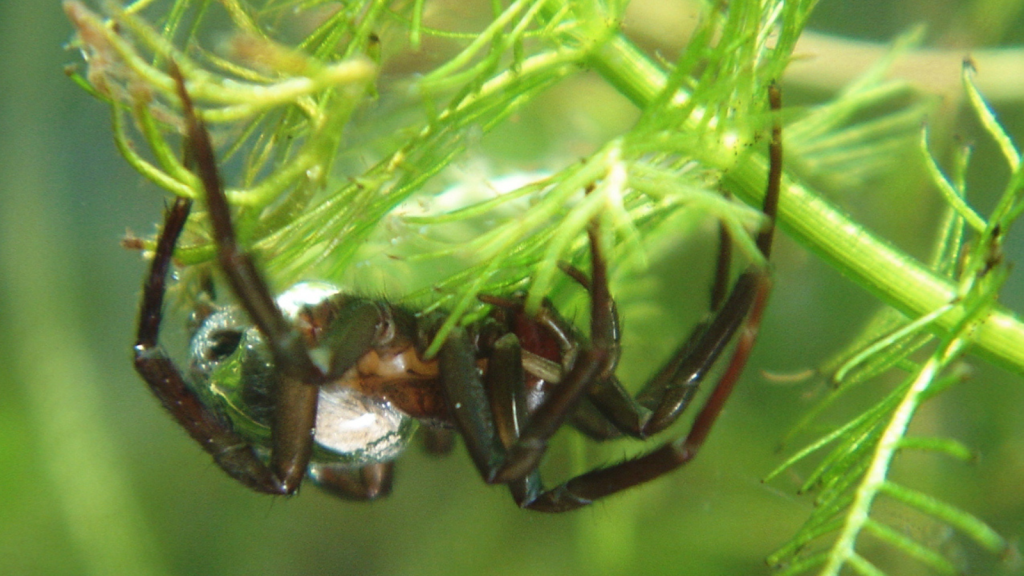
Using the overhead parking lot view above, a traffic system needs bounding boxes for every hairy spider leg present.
[169,64,390,497]
[438,85,783,512]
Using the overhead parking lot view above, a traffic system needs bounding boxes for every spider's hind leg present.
[542,216,744,442]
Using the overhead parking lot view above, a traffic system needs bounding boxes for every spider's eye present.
[205,329,243,360]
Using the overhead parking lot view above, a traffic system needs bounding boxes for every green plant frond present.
[769,336,1003,575]
[832,332,931,391]
[768,516,845,569]
[794,100,933,191]
[416,0,547,90]
[66,0,382,277]
[110,97,198,197]
[895,436,976,463]
[237,0,790,321]
[861,518,958,576]
[131,97,195,183]
[259,49,582,288]
[921,124,986,232]
[70,0,1024,370]
[766,73,1021,574]
[813,455,872,507]
[832,303,953,383]
[786,26,924,143]
[785,31,936,191]
[926,140,971,277]
[961,72,1024,238]
[793,405,885,492]
[773,551,829,576]
[963,61,1020,174]
[879,482,1007,554]
[845,552,885,576]
[772,322,925,453]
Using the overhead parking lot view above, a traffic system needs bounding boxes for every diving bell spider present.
[133,68,782,512]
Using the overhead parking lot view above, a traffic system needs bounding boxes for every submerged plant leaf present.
[766,70,1019,576]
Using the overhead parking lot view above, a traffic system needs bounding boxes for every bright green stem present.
[588,33,666,108]
[587,29,1024,375]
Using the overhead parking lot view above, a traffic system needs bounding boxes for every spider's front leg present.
[168,65,379,494]
[134,197,287,494]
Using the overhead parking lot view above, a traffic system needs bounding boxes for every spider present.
[133,68,782,513]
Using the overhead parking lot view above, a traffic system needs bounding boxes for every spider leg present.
[625,84,782,435]
[316,298,391,380]
[171,64,353,494]
[134,198,287,494]
[308,462,394,501]
[490,221,621,483]
[711,222,733,312]
[434,328,545,503]
[630,268,761,435]
[566,383,630,440]
[519,276,772,512]
[435,324,564,492]
[488,269,643,440]
[543,237,749,439]
[487,243,770,510]
[172,65,322,384]
[437,326,505,479]
[551,83,784,440]
[496,85,782,510]
[479,290,633,443]
[485,338,551,506]
[467,191,689,484]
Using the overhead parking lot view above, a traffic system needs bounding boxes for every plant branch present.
[582,26,1024,376]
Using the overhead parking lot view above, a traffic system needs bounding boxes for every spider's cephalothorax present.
[133,67,783,512]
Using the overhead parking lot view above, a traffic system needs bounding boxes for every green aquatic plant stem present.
[729,156,1024,375]
[581,25,1024,375]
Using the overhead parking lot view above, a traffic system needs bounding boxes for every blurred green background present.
[3,1,1024,575]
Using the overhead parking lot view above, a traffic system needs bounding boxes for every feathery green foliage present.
[63,1,1024,574]
[64,0,807,353]
[764,66,1021,575]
